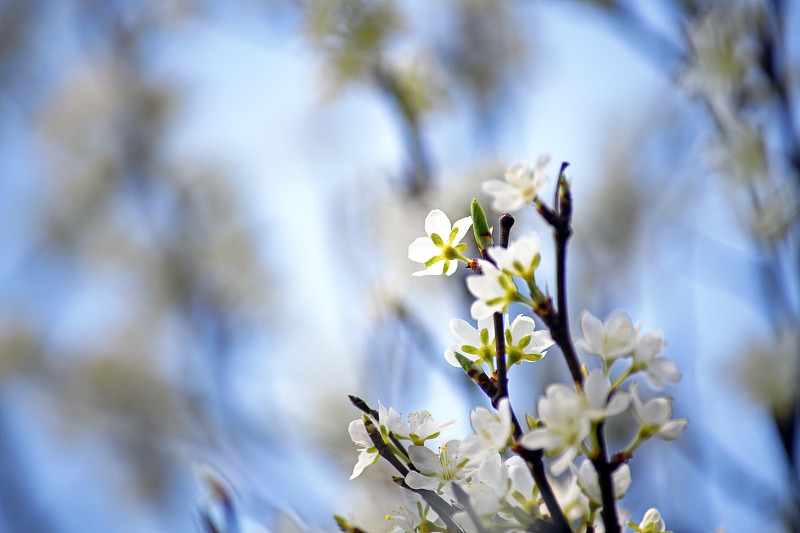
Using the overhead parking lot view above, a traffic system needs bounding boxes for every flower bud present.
[471,198,493,252]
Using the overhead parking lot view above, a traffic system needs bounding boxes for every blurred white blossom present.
[520,384,591,475]
[576,310,639,364]
[633,330,681,390]
[483,156,550,212]
[630,383,687,441]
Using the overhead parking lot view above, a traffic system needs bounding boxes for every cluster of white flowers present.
[345,158,687,533]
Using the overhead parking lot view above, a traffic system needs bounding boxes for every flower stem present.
[492,213,515,407]
[536,168,620,533]
[512,444,573,533]
[363,417,464,533]
[611,365,636,392]
[591,423,621,533]
[475,213,571,533]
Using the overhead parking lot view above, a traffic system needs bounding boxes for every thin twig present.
[475,212,572,533]
[536,167,620,532]
[363,417,464,533]
[591,423,619,533]
[492,213,515,406]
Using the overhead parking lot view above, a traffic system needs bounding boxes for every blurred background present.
[0,0,798,532]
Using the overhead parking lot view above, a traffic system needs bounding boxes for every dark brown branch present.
[513,443,573,533]
[591,423,620,533]
[536,165,620,532]
[492,213,515,406]
[363,417,464,533]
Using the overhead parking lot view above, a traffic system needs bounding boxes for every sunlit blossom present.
[444,316,496,367]
[466,261,519,320]
[408,209,472,276]
[504,314,554,366]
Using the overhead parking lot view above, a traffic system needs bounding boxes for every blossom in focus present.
[630,382,688,441]
[487,233,541,282]
[520,384,591,475]
[444,316,495,367]
[482,156,550,212]
[348,403,388,479]
[504,314,554,366]
[466,261,519,320]
[583,369,630,421]
[408,209,472,276]
[386,408,458,446]
[575,310,639,364]
[575,459,631,505]
[633,330,681,390]
[405,439,479,493]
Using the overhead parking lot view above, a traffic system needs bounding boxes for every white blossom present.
[444,316,495,367]
[679,3,762,107]
[408,209,472,276]
[469,398,513,452]
[738,327,800,414]
[505,314,554,366]
[520,384,591,475]
[456,454,509,516]
[575,459,631,505]
[505,455,535,510]
[466,261,518,320]
[482,156,550,212]
[584,370,630,421]
[386,408,459,446]
[405,439,480,493]
[548,471,589,524]
[487,233,541,281]
[630,507,668,533]
[386,493,439,533]
[633,330,681,390]
[348,403,388,479]
[576,310,639,364]
[630,382,687,441]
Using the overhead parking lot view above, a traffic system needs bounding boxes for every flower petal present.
[639,397,672,426]
[350,450,378,479]
[452,216,473,244]
[658,419,688,440]
[405,471,439,491]
[578,311,604,356]
[519,428,559,450]
[605,391,630,417]
[408,237,441,262]
[550,447,578,475]
[613,464,632,499]
[584,370,611,411]
[424,209,451,238]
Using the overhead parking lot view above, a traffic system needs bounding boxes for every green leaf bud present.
[471,198,493,252]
